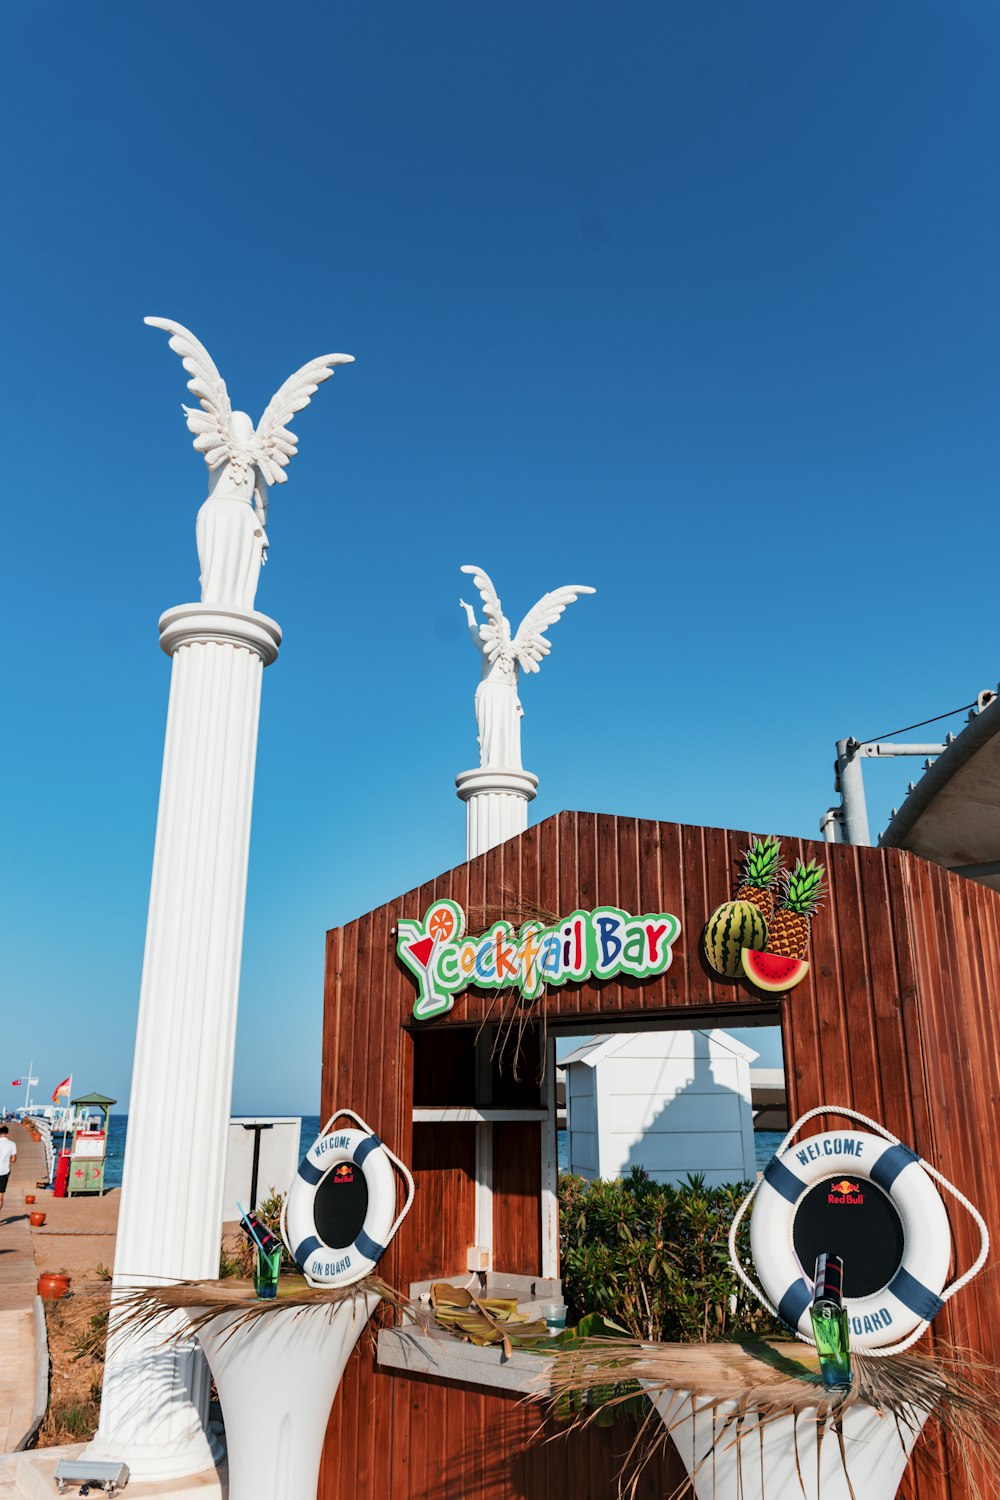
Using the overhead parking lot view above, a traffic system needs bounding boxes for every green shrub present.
[558,1166,782,1344]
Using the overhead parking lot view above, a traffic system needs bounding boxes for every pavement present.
[28,1182,119,1281]
[0,1127,48,1454]
[0,1443,228,1498]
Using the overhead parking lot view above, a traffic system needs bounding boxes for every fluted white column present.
[455,767,538,859]
[89,603,280,1481]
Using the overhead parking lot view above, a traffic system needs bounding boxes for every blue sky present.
[2,2,998,1112]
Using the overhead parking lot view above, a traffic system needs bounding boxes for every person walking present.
[0,1126,17,1215]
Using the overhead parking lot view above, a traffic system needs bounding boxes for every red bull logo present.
[827,1178,863,1205]
[333,1164,355,1185]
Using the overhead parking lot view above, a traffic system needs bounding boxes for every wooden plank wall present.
[782,842,1000,1500]
[320,812,1000,1500]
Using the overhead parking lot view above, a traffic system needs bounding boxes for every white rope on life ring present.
[728,1105,990,1357]
[281,1108,415,1289]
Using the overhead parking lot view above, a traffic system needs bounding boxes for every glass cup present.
[538,1300,567,1334]
[254,1246,281,1300]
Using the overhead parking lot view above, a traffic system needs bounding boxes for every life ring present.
[282,1110,414,1289]
[750,1128,952,1351]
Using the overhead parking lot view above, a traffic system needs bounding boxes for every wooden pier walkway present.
[0,1126,47,1454]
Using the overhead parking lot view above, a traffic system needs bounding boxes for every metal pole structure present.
[828,737,950,847]
[836,739,872,847]
[243,1121,273,1212]
[859,743,947,760]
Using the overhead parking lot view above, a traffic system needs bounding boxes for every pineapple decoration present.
[706,838,826,992]
[734,835,783,925]
[703,835,780,978]
[768,859,826,959]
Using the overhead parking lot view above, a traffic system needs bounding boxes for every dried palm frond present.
[464,885,561,930]
[107,1274,408,1351]
[444,885,559,1083]
[429,1280,549,1356]
[476,997,551,1085]
[536,1337,1000,1500]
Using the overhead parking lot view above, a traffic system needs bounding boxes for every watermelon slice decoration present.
[741,947,809,993]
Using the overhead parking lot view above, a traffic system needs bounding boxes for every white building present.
[562,1028,758,1186]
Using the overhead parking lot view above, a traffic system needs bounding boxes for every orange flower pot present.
[24,1194,35,1205]
[28,1211,46,1227]
[37,1272,71,1300]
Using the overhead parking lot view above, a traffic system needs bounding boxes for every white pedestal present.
[649,1386,929,1500]
[456,767,538,859]
[89,603,281,1481]
[194,1297,379,1500]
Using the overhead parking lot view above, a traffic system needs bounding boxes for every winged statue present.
[459,564,595,770]
[145,317,354,611]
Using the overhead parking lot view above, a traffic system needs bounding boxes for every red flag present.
[11,1079,21,1086]
[52,1076,72,1102]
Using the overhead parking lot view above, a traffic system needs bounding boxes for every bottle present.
[239,1210,282,1259]
[810,1253,851,1389]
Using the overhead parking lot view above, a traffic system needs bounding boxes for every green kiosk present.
[66,1091,116,1196]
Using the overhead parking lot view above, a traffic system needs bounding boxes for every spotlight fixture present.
[53,1459,129,1495]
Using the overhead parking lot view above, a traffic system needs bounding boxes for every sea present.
[71,1116,784,1190]
[557,1130,785,1176]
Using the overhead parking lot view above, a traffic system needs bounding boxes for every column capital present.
[158,603,282,667]
[455,767,538,803]
[455,767,539,859]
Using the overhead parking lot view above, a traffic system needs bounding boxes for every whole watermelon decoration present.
[704,900,768,977]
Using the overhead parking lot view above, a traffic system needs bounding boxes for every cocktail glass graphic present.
[400,900,466,1019]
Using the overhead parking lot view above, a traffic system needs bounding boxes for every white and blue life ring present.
[282,1110,414,1289]
[750,1128,951,1351]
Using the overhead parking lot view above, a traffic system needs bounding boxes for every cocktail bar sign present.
[396,899,681,1019]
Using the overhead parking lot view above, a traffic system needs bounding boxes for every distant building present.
[561,1028,758,1186]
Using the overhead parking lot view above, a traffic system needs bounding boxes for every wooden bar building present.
[319,811,1000,1500]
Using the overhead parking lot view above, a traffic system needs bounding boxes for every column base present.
[87,1330,223,1482]
[456,767,538,859]
[84,1427,224,1485]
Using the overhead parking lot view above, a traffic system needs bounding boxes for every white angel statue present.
[146,316,353,611]
[459,564,595,771]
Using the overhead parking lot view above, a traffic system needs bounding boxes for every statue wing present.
[511,584,596,673]
[252,353,355,487]
[144,316,236,470]
[460,564,511,667]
